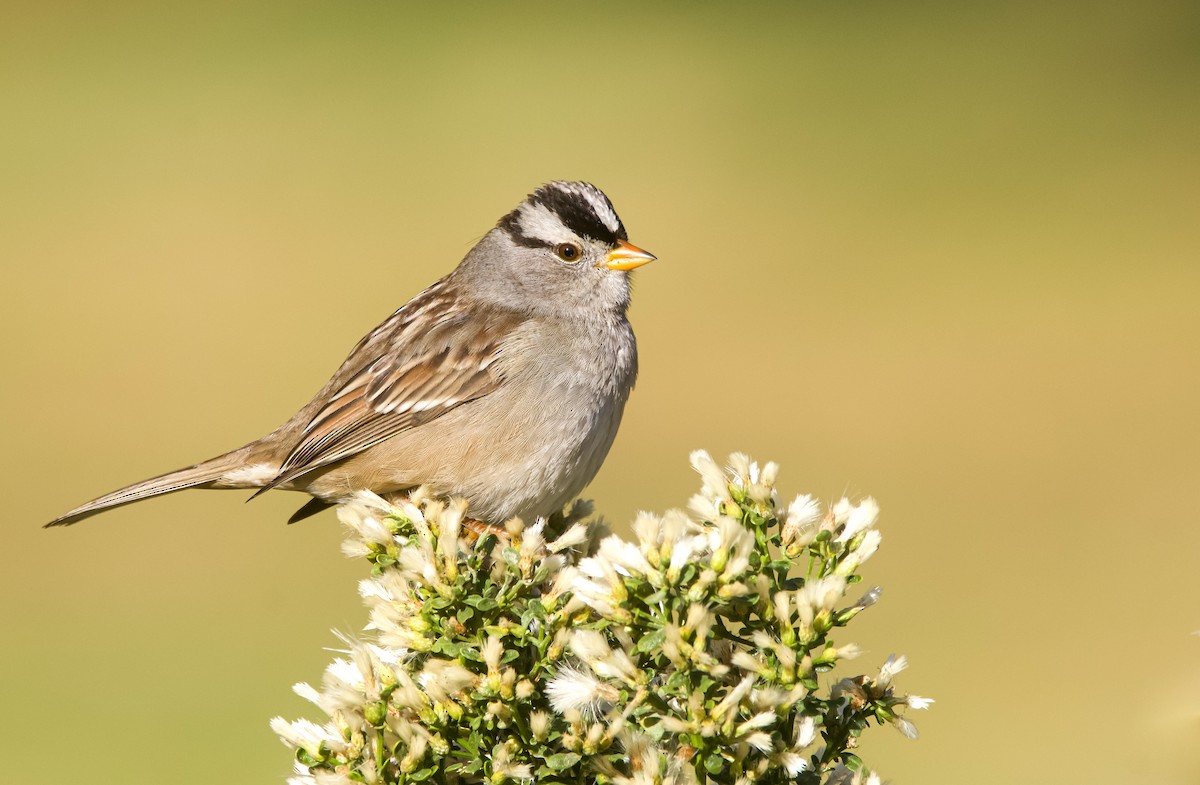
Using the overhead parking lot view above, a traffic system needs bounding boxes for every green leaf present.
[364,700,387,726]
[644,691,672,715]
[523,603,547,625]
[643,589,669,605]
[433,637,463,657]
[465,596,499,612]
[545,752,582,771]
[634,627,666,654]
[296,748,325,768]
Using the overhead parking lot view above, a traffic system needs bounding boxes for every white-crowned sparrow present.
[47,181,654,528]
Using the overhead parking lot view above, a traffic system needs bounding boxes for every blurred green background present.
[3,1,1198,783]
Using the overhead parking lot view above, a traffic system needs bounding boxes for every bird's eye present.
[555,242,582,263]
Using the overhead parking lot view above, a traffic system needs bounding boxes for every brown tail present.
[45,449,257,527]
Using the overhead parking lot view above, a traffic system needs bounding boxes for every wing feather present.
[259,280,523,492]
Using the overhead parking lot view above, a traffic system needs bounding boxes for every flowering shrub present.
[272,452,929,785]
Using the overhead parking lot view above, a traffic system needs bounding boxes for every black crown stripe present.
[497,182,627,248]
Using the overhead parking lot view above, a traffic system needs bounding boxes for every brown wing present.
[259,281,523,492]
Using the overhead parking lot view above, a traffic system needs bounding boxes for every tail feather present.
[45,450,255,527]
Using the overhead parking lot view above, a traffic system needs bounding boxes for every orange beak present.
[602,239,657,271]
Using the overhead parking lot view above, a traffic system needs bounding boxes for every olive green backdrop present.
[3,2,1197,783]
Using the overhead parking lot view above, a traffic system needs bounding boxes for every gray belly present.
[305,314,637,523]
[306,374,630,523]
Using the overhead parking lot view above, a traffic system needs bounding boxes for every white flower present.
[301,769,361,785]
[529,710,552,740]
[490,743,533,782]
[878,654,908,685]
[548,522,590,553]
[610,731,668,785]
[760,461,778,488]
[270,717,336,754]
[658,715,694,734]
[727,452,755,482]
[634,508,706,575]
[732,650,764,675]
[728,453,776,506]
[482,634,504,672]
[836,529,883,575]
[546,665,616,716]
[906,694,935,710]
[292,681,323,706]
[338,492,398,545]
[690,449,729,500]
[632,511,662,553]
[358,577,391,603]
[710,675,755,721]
[744,731,773,752]
[835,497,879,542]
[781,493,821,549]
[397,540,440,585]
[709,516,754,580]
[793,715,816,748]
[775,751,808,776]
[737,710,777,732]
[312,652,373,714]
[688,492,722,522]
[796,575,848,621]
[569,555,629,620]
[597,534,654,577]
[857,528,882,561]
[419,658,476,702]
[773,591,791,625]
[282,454,910,785]
[519,520,546,559]
[340,539,372,558]
[437,497,465,544]
[569,575,624,618]
[569,629,638,683]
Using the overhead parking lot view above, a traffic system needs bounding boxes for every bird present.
[46,181,655,528]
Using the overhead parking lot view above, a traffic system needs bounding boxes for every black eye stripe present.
[497,211,549,249]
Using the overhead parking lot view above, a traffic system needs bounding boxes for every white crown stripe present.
[580,189,621,234]
[517,202,575,246]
